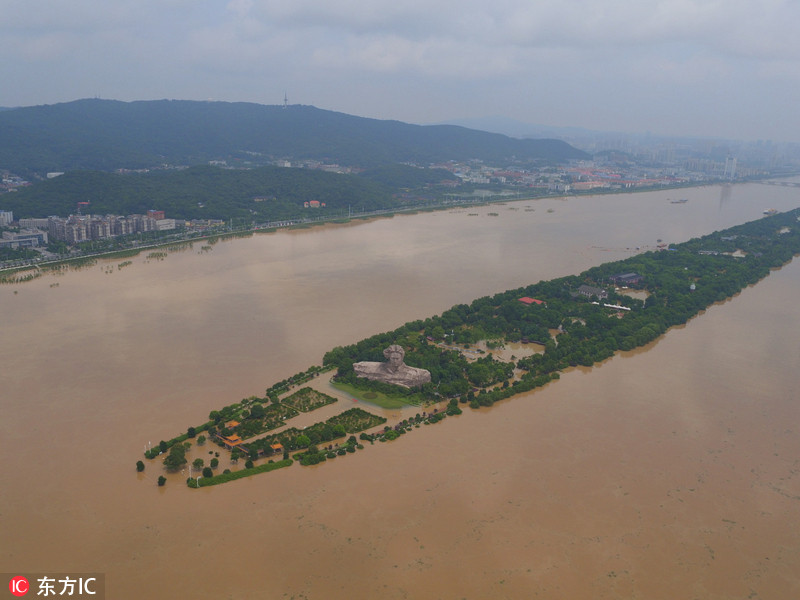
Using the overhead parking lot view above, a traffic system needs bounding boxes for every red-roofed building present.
[519,297,546,306]
[220,434,242,450]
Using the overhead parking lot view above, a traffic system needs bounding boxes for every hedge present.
[187,459,293,487]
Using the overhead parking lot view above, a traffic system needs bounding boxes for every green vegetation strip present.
[145,421,213,459]
[190,459,293,487]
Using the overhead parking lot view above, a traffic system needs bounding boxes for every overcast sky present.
[2,0,799,142]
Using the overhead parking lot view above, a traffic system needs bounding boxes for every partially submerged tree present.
[163,443,187,471]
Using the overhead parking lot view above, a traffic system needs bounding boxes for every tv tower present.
[283,92,288,109]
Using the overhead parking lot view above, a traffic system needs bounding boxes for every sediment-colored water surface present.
[2,184,800,598]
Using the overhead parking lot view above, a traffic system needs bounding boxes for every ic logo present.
[9,576,29,596]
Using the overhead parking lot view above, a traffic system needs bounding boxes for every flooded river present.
[2,183,800,598]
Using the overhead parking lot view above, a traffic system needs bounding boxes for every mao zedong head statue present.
[353,344,431,388]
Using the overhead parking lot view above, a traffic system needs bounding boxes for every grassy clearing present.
[331,381,420,409]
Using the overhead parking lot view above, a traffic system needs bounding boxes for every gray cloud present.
[1,0,799,141]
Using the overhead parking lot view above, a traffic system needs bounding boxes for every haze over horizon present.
[2,0,799,143]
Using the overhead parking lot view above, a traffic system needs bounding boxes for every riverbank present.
[0,178,745,278]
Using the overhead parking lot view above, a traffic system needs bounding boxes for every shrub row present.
[187,459,293,488]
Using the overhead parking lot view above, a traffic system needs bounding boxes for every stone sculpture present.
[353,344,431,388]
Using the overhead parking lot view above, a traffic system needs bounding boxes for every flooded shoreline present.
[3,183,800,598]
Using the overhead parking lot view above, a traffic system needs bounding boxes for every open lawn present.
[331,381,421,409]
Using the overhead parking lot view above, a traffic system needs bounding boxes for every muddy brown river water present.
[2,184,800,599]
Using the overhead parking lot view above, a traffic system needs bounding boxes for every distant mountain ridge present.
[0,99,588,177]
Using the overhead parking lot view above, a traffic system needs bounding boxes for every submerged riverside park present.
[144,207,800,487]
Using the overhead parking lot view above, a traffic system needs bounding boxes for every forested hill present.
[0,99,588,178]
[4,165,421,221]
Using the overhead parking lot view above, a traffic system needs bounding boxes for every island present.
[140,208,800,487]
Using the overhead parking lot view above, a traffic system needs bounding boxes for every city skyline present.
[2,0,800,143]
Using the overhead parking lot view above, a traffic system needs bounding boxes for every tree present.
[159,440,168,453]
[202,467,213,478]
[163,443,187,471]
[136,460,145,472]
[245,459,254,469]
[295,434,311,448]
[157,476,166,487]
[210,458,219,469]
[187,426,196,438]
[192,458,204,470]
[197,435,206,445]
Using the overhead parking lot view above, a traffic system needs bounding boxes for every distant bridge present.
[755,181,800,188]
